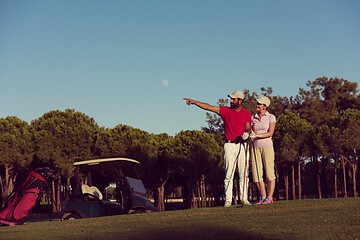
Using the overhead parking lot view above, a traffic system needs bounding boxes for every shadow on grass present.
[145,229,277,240]
[98,225,280,240]
[27,212,61,223]
[24,212,280,240]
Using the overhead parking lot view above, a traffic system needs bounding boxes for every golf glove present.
[241,132,249,140]
[250,132,256,139]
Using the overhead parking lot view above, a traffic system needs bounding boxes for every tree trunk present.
[347,163,353,197]
[196,180,201,208]
[56,173,62,211]
[341,155,347,197]
[351,162,357,197]
[185,179,193,209]
[284,166,289,200]
[52,178,56,212]
[292,163,295,200]
[298,161,302,200]
[315,160,322,199]
[208,183,213,207]
[334,164,338,198]
[155,186,165,211]
[317,171,322,199]
[275,165,280,201]
[65,176,71,202]
[192,186,197,209]
[321,158,329,198]
[200,174,206,208]
[358,154,360,197]
[0,164,15,207]
[154,175,169,212]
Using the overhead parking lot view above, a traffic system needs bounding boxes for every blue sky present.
[1,0,359,136]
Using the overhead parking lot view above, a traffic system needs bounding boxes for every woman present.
[250,96,276,204]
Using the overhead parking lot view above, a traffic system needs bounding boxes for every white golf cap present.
[228,90,244,100]
[256,96,271,107]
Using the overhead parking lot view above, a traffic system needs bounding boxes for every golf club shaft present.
[252,143,263,198]
[241,142,248,203]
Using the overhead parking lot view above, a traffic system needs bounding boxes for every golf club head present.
[236,202,244,208]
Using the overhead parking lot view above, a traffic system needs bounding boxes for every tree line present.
[0,77,359,212]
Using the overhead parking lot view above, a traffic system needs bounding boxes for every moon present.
[162,80,169,87]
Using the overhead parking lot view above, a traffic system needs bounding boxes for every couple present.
[184,91,276,206]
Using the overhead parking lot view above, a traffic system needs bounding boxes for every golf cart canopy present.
[74,158,140,170]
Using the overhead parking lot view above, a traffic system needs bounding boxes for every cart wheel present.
[129,209,147,214]
[63,212,81,220]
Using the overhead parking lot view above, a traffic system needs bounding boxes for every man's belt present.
[225,136,247,144]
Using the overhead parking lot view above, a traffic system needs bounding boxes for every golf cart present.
[61,158,157,220]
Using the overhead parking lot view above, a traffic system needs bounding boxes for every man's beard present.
[230,102,240,109]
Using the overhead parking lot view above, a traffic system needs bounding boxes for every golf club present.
[252,142,263,202]
[236,143,245,208]
[241,142,248,204]
[237,140,251,208]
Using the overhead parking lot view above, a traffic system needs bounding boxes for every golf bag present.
[0,170,47,226]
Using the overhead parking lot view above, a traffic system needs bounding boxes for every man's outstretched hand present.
[183,98,194,105]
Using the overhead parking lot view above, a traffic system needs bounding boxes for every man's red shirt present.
[220,106,251,141]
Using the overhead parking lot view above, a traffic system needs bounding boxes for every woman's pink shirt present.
[251,111,276,149]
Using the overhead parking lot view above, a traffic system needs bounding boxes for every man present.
[183,90,252,207]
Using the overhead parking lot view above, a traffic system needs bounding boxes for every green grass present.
[1,198,359,240]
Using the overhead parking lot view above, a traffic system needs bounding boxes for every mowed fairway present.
[1,198,359,240]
